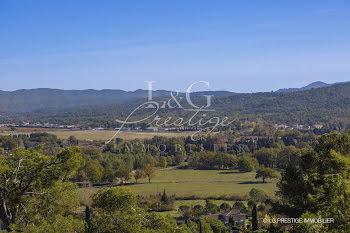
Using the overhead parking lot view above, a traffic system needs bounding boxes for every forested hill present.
[276,81,348,93]
[0,88,235,113]
[276,81,330,92]
[212,82,350,125]
[0,88,168,112]
[1,82,350,127]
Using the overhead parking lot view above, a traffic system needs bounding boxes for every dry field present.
[0,129,194,141]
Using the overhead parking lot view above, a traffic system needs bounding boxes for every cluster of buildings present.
[0,122,186,132]
[206,209,250,231]
[92,127,181,132]
[274,124,323,130]
[0,122,78,129]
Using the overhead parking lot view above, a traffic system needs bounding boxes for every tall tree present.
[84,160,104,182]
[85,205,92,232]
[90,187,189,232]
[277,131,350,232]
[67,136,79,146]
[198,218,214,233]
[252,204,258,231]
[113,160,132,185]
[0,147,82,231]
[159,157,167,168]
[237,153,258,172]
[134,169,146,183]
[255,167,278,183]
[160,189,169,204]
[142,163,156,183]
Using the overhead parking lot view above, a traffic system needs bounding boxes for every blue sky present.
[0,0,349,92]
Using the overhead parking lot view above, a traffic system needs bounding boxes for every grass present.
[0,129,194,141]
[156,210,181,218]
[129,169,277,197]
[77,169,278,206]
[77,187,96,206]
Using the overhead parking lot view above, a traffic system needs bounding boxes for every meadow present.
[129,169,277,197]
[0,129,194,141]
[77,169,277,207]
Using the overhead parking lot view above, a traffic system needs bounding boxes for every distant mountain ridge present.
[0,88,235,113]
[1,82,350,127]
[276,81,348,93]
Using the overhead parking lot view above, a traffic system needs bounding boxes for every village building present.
[206,210,250,230]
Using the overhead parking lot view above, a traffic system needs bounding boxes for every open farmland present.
[0,129,194,141]
[129,169,277,197]
[77,169,278,206]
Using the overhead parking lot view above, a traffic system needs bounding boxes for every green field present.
[129,169,277,197]
[0,129,194,141]
[78,169,278,206]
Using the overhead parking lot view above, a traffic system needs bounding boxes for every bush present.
[219,202,231,211]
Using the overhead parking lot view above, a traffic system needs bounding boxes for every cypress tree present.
[85,205,92,232]
[252,204,258,231]
[160,189,169,204]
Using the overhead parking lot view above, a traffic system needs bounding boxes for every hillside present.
[0,88,235,113]
[276,81,349,93]
[0,88,169,113]
[1,82,350,128]
[276,81,330,92]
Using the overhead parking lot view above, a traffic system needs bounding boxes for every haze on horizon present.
[1,1,350,93]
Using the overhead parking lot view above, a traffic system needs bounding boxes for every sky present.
[0,0,350,93]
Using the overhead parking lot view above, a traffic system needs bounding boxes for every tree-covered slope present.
[1,82,350,127]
